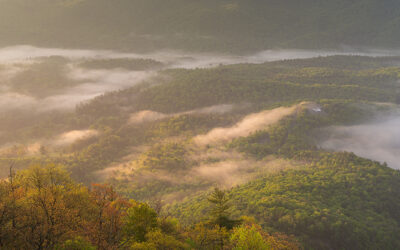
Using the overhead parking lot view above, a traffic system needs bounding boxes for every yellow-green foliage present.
[140,142,187,170]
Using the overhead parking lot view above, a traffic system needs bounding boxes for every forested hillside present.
[3,0,400,248]
[0,164,306,249]
[2,0,400,51]
[2,55,400,249]
[169,153,400,249]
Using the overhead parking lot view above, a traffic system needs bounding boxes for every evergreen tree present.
[208,188,238,229]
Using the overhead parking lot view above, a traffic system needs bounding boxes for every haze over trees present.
[1,1,400,249]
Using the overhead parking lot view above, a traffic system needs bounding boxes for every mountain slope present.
[168,152,400,249]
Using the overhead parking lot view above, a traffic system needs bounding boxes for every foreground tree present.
[0,164,185,249]
[0,164,91,249]
[208,188,239,229]
[230,224,270,250]
[186,222,230,250]
[0,164,299,249]
[122,203,158,243]
[230,218,301,250]
[88,184,131,249]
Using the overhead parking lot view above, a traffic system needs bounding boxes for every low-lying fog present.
[2,45,400,114]
[320,115,400,169]
[2,45,400,66]
[2,45,400,175]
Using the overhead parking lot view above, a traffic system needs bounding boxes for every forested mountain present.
[1,55,400,248]
[1,0,400,51]
[3,0,400,248]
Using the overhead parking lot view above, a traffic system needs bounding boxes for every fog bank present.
[2,45,400,114]
[320,117,400,169]
[2,45,400,67]
[128,104,235,125]
[194,104,301,145]
[54,129,99,146]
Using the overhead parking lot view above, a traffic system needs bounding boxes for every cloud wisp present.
[128,104,236,125]
[194,105,300,145]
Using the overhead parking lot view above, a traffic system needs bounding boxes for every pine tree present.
[208,188,238,229]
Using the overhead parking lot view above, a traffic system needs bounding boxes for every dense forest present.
[0,56,400,249]
[2,55,400,249]
[2,0,400,52]
[3,0,400,248]
[0,165,300,249]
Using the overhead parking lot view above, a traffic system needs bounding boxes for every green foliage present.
[170,153,400,249]
[123,203,158,243]
[79,57,399,116]
[0,165,187,249]
[230,225,270,250]
[141,142,187,170]
[229,102,374,159]
[3,56,400,249]
[186,223,231,250]
[131,230,187,250]
[208,188,238,229]
[147,114,237,138]
[68,133,128,182]
[0,164,91,249]
[56,237,96,250]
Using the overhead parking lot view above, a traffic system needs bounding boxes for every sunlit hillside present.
[1,1,400,249]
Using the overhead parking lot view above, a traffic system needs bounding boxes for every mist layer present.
[320,117,400,169]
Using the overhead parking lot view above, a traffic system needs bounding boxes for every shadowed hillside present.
[2,0,400,51]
